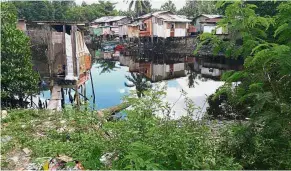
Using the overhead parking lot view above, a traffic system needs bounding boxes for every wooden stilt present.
[61,87,65,108]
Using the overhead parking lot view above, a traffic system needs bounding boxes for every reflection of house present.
[193,14,223,33]
[128,59,139,72]
[151,63,186,82]
[137,62,186,82]
[119,55,132,66]
[91,16,130,36]
[201,67,223,77]
[137,11,191,38]
[139,62,152,79]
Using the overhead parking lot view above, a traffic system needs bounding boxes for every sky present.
[75,0,187,11]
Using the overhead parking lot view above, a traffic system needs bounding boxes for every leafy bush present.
[1,88,242,170]
[201,1,291,169]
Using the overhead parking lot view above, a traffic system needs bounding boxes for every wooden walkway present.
[47,85,62,111]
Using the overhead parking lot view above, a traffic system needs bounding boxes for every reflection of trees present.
[124,72,152,98]
[95,59,120,75]
[186,63,210,88]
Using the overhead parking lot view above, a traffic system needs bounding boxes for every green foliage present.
[161,0,177,13]
[12,1,118,22]
[202,1,291,169]
[1,3,38,103]
[127,0,151,17]
[103,88,242,169]
[1,88,242,170]
[178,0,217,19]
[1,108,104,170]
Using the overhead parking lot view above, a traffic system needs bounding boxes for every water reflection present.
[186,63,211,88]
[38,43,241,119]
[125,72,152,98]
[95,59,120,74]
[89,46,242,119]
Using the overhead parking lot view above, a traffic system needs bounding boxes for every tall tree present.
[126,0,151,17]
[178,0,217,19]
[13,1,118,22]
[161,0,176,13]
[1,2,39,107]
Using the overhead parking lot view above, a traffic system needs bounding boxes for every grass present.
[1,107,106,169]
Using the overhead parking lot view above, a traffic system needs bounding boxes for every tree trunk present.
[97,102,130,120]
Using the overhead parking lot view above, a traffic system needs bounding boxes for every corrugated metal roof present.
[200,18,221,23]
[138,11,170,19]
[201,14,223,19]
[128,21,139,26]
[137,11,190,22]
[92,16,127,23]
[157,14,191,22]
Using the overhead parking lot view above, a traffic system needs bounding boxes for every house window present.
[140,23,147,31]
[153,17,157,24]
[171,23,174,29]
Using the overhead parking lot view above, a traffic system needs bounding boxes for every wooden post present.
[61,87,65,108]
[71,25,77,77]
[48,26,54,92]
[90,71,95,110]
[63,24,67,76]
[71,25,80,108]
[151,17,154,44]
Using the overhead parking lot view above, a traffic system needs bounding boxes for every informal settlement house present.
[193,14,223,33]
[137,11,191,38]
[121,11,191,39]
[90,16,130,37]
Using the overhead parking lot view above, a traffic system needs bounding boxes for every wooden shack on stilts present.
[27,21,92,110]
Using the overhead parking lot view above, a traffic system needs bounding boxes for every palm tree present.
[124,72,152,98]
[125,0,151,17]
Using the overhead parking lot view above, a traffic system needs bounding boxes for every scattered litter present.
[36,132,45,137]
[100,152,118,167]
[60,120,66,124]
[22,148,31,155]
[9,156,19,163]
[1,135,12,143]
[74,161,85,170]
[1,110,8,119]
[26,163,39,170]
[57,155,72,162]
[35,156,85,171]
[57,127,66,133]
